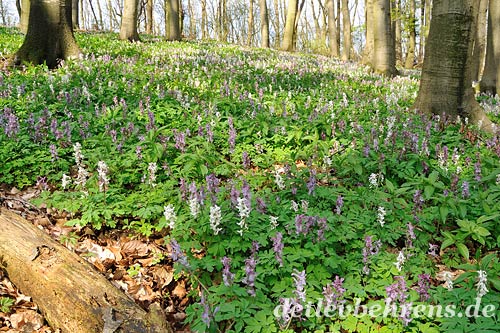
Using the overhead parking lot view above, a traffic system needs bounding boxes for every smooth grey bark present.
[404,0,416,68]
[415,0,493,131]
[119,0,140,41]
[20,0,30,33]
[480,0,499,95]
[201,0,207,39]
[71,0,78,28]
[327,0,339,56]
[248,0,254,46]
[372,0,397,75]
[341,0,351,60]
[166,0,181,40]
[146,0,153,33]
[13,0,81,68]
[471,0,488,82]
[282,0,298,50]
[259,0,270,47]
[361,0,373,66]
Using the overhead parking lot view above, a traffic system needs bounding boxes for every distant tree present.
[327,0,339,57]
[259,0,270,47]
[414,0,494,131]
[372,0,397,75]
[12,0,80,68]
[341,0,351,60]
[480,0,499,95]
[404,0,416,68]
[470,0,488,82]
[247,0,254,46]
[167,0,181,40]
[146,0,153,34]
[282,0,298,51]
[120,0,140,41]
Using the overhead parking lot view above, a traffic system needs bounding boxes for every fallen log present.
[0,208,172,333]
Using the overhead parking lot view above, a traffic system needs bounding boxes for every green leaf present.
[440,206,449,223]
[456,243,470,261]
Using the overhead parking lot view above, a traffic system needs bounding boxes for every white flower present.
[369,173,379,188]
[274,171,285,190]
[395,251,405,272]
[73,142,84,166]
[163,204,177,229]
[209,204,222,235]
[270,216,279,229]
[75,166,89,189]
[97,161,109,192]
[476,270,488,299]
[290,200,299,212]
[496,174,500,186]
[323,155,332,166]
[147,162,157,187]
[301,200,309,213]
[377,206,386,227]
[237,197,250,220]
[443,271,454,290]
[62,173,71,190]
[189,197,200,219]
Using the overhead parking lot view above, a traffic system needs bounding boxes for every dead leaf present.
[172,281,187,299]
[9,310,44,330]
[121,240,149,258]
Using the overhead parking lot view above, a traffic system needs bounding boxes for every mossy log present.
[0,208,172,333]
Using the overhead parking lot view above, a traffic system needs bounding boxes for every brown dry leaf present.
[107,245,123,262]
[121,240,149,258]
[152,266,174,289]
[9,310,44,330]
[172,281,187,299]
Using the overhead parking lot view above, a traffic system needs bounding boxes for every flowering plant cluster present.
[1,30,500,332]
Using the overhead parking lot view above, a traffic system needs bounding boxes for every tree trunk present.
[248,0,254,46]
[166,0,181,40]
[327,0,339,56]
[71,0,79,29]
[341,0,351,60]
[188,0,196,38]
[0,209,172,333]
[201,0,207,39]
[480,0,499,95]
[292,0,305,49]
[393,0,402,65]
[273,0,281,47]
[13,0,80,68]
[470,0,488,82]
[415,0,493,131]
[20,0,30,33]
[404,0,416,68]
[16,0,21,18]
[96,0,104,30]
[146,0,153,34]
[119,0,140,41]
[372,0,397,75]
[361,0,373,65]
[259,0,270,47]
[418,0,425,61]
[282,0,298,51]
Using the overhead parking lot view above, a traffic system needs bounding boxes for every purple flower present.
[474,157,482,181]
[461,181,470,198]
[242,256,257,296]
[242,151,250,169]
[135,145,143,159]
[413,190,424,219]
[228,117,236,154]
[415,274,431,301]
[406,223,416,248]
[385,276,412,326]
[169,239,190,269]
[335,195,344,215]
[206,173,220,203]
[242,180,252,208]
[256,197,267,214]
[49,144,58,161]
[428,243,439,257]
[363,236,382,275]
[205,124,213,143]
[2,108,19,138]
[221,256,235,286]
[271,232,284,266]
[323,276,346,307]
[292,269,307,303]
[200,292,211,326]
[306,171,316,195]
[173,129,186,152]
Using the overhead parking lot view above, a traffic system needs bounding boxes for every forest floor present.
[0,186,190,332]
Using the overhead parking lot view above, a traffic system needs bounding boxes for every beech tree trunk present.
[71,0,79,29]
[282,0,298,51]
[404,0,416,68]
[167,0,181,40]
[327,0,339,57]
[0,209,172,333]
[414,0,493,131]
[20,0,30,33]
[470,0,488,82]
[341,0,351,60]
[259,0,270,47]
[119,0,140,41]
[480,0,499,95]
[247,0,254,46]
[146,0,153,34]
[372,0,397,75]
[13,0,80,68]
[361,0,374,66]
[393,0,402,65]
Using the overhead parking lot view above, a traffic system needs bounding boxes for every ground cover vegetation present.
[1,27,500,332]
